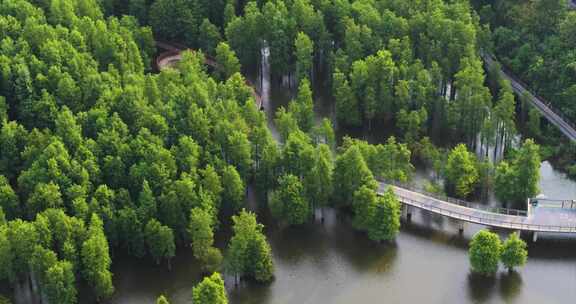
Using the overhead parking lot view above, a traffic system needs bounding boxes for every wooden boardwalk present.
[155,41,263,109]
[154,41,576,235]
[482,53,576,141]
[380,183,576,233]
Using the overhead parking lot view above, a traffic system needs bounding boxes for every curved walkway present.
[382,183,576,233]
[156,41,262,109]
[482,53,576,141]
[156,41,576,234]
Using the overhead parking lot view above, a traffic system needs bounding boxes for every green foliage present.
[304,144,334,213]
[0,176,18,219]
[333,69,361,127]
[226,210,274,283]
[295,32,314,84]
[221,165,245,212]
[333,144,377,206]
[367,188,401,242]
[192,272,228,304]
[500,232,528,271]
[156,295,170,304]
[444,144,479,198]
[81,215,114,299]
[189,207,222,272]
[269,174,310,226]
[353,186,401,242]
[44,260,77,304]
[145,219,175,266]
[215,42,241,80]
[469,230,502,275]
[352,185,377,231]
[495,140,541,204]
[288,79,315,132]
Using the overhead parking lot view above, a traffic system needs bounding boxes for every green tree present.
[500,232,528,271]
[333,144,377,206]
[444,144,479,198]
[226,210,274,283]
[269,174,310,226]
[192,272,228,304]
[274,107,299,142]
[0,226,14,282]
[215,42,241,80]
[189,207,222,272]
[221,165,245,212]
[305,144,333,220]
[0,176,18,219]
[81,214,114,300]
[157,295,170,304]
[289,79,315,132]
[294,32,314,84]
[494,139,541,204]
[44,261,77,304]
[367,188,401,242]
[352,185,377,231]
[198,19,223,55]
[469,230,502,275]
[145,219,176,267]
[333,70,361,127]
[138,180,157,224]
[27,182,63,218]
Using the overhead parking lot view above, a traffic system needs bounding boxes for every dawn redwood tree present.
[294,32,314,85]
[44,261,77,304]
[189,207,222,272]
[192,272,228,304]
[81,214,114,300]
[332,144,377,207]
[226,210,274,283]
[221,165,245,212]
[333,69,361,127]
[157,295,170,304]
[469,230,502,275]
[352,185,377,231]
[444,144,479,198]
[494,139,541,204]
[289,79,315,132]
[145,219,176,268]
[367,188,401,242]
[269,174,310,226]
[215,42,241,80]
[500,232,528,272]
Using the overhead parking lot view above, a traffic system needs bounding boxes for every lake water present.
[99,79,576,304]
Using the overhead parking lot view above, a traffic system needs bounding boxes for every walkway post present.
[532,232,538,243]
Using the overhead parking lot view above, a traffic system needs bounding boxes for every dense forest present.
[0,0,550,303]
[472,0,576,177]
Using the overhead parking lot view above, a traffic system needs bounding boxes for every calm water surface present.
[100,78,576,304]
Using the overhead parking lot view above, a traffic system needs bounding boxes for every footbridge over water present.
[155,40,576,238]
[379,182,576,235]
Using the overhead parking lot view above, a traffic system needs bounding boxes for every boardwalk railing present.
[381,180,528,217]
[481,52,576,140]
[397,194,576,233]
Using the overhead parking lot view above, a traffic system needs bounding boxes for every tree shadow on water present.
[467,273,497,303]
[499,271,523,303]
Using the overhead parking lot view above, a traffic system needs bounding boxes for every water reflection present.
[499,271,523,302]
[467,273,497,303]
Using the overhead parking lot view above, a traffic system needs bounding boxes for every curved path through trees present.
[482,53,576,141]
[156,42,576,235]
